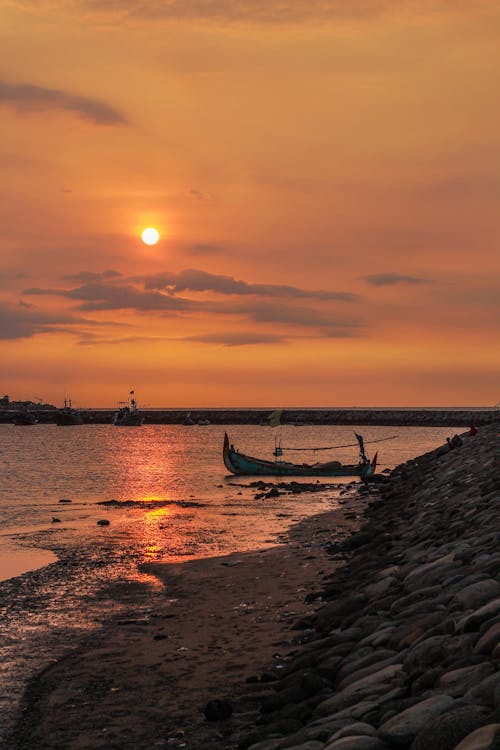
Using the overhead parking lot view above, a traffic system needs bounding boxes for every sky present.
[1,0,499,408]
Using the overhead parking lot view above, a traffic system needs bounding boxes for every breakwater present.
[237,423,500,750]
[0,408,496,426]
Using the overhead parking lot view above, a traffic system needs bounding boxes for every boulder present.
[409,704,492,750]
[464,673,500,708]
[327,723,377,741]
[456,599,500,633]
[437,663,495,697]
[452,580,500,611]
[452,724,500,750]
[377,695,455,745]
[474,622,500,655]
[403,636,448,674]
[324,737,387,750]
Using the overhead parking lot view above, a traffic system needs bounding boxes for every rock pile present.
[238,424,500,750]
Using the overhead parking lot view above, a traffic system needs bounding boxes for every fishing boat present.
[113,391,144,426]
[223,432,377,478]
[55,398,84,426]
[13,410,38,426]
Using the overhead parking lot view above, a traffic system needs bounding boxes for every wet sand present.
[6,494,368,750]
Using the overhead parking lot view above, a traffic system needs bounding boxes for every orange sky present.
[1,1,499,407]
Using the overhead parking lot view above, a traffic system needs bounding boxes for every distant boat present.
[183,411,196,426]
[13,410,38,426]
[113,391,144,427]
[55,399,84,426]
[223,432,377,478]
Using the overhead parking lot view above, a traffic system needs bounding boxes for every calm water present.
[0,423,457,742]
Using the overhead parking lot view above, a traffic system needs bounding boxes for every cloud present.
[188,189,213,201]
[235,300,361,331]
[361,273,429,286]
[24,282,195,312]
[182,331,288,346]
[61,270,122,283]
[0,302,97,340]
[80,0,494,24]
[0,80,128,125]
[139,268,356,301]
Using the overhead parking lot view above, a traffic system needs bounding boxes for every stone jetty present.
[237,423,499,750]
[0,407,496,426]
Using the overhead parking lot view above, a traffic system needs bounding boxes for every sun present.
[141,227,160,245]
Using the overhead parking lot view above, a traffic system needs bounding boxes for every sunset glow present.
[1,2,498,407]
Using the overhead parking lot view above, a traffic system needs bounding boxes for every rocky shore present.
[237,423,499,750]
[5,423,499,750]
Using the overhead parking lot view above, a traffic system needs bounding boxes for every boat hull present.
[223,434,376,478]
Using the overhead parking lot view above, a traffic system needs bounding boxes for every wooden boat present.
[223,433,377,478]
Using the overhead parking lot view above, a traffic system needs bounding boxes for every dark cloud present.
[188,189,213,201]
[362,273,429,286]
[0,80,128,125]
[61,270,122,283]
[24,283,194,313]
[0,303,96,340]
[182,331,288,346]
[237,300,361,331]
[139,268,356,301]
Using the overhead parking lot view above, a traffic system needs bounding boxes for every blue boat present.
[223,433,377,478]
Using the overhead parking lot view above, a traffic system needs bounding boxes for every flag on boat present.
[130,390,134,395]
[268,409,282,428]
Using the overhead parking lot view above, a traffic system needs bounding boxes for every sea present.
[0,422,460,742]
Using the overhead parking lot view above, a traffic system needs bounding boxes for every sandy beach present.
[6,424,499,750]
[6,494,367,750]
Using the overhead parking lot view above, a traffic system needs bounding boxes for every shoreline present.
[6,423,499,749]
[5,494,370,750]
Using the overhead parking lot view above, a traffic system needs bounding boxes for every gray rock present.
[336,651,398,684]
[402,553,457,592]
[327,723,378,741]
[456,599,500,633]
[314,665,405,716]
[336,654,406,691]
[474,622,500,655]
[409,704,492,750]
[390,586,443,615]
[452,580,500,611]
[324,738,387,750]
[437,663,495,697]
[248,740,285,750]
[464,673,500,708]
[364,577,397,598]
[377,695,455,745]
[452,724,500,750]
[403,636,448,674]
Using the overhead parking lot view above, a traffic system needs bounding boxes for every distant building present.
[0,395,9,407]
